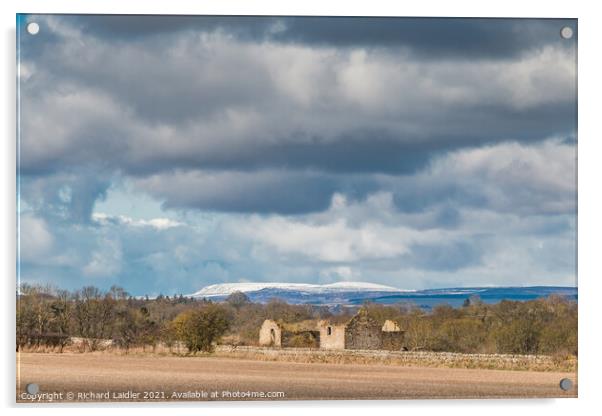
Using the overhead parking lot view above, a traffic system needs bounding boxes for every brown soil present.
[16,353,577,402]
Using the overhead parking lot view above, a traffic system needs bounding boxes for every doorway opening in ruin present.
[270,328,276,345]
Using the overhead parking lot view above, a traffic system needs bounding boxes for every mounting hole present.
[560,26,573,40]
[26,383,39,394]
[559,378,573,391]
[27,22,40,35]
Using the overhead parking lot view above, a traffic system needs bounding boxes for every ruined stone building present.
[260,309,405,351]
[318,309,405,351]
[259,320,282,347]
[316,315,349,350]
[258,319,320,348]
[381,319,405,351]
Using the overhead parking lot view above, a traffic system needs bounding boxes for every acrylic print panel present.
[16,15,577,403]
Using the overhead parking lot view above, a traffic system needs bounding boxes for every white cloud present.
[232,195,449,263]
[19,214,53,262]
[427,137,576,215]
[319,266,360,283]
[436,138,575,192]
[82,236,122,278]
[92,212,183,230]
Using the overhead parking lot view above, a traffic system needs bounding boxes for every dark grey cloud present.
[21,172,112,224]
[40,15,577,60]
[135,171,346,215]
[270,17,577,59]
[19,41,576,175]
[130,137,575,217]
[409,240,485,272]
[76,15,272,41]
[128,134,445,176]
[20,15,576,218]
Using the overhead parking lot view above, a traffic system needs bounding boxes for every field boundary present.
[213,345,577,372]
[17,342,577,372]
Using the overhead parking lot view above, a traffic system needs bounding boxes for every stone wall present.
[215,346,576,372]
[381,331,405,351]
[381,319,404,350]
[318,322,346,349]
[344,312,383,350]
[259,320,281,347]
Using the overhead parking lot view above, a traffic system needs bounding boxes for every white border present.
[2,0,601,414]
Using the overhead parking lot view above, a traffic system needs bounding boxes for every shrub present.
[173,304,231,353]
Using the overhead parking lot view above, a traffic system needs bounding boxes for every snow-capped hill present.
[189,281,405,298]
[321,281,405,291]
[191,282,315,297]
[186,283,576,307]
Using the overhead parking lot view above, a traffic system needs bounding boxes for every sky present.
[17,15,577,296]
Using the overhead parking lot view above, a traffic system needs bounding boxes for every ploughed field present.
[17,353,577,402]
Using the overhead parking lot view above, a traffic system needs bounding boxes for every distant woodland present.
[17,284,577,357]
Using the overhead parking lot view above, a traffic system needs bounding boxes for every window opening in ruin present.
[327,327,332,335]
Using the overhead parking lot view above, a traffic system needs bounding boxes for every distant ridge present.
[189,281,407,297]
[188,282,577,308]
